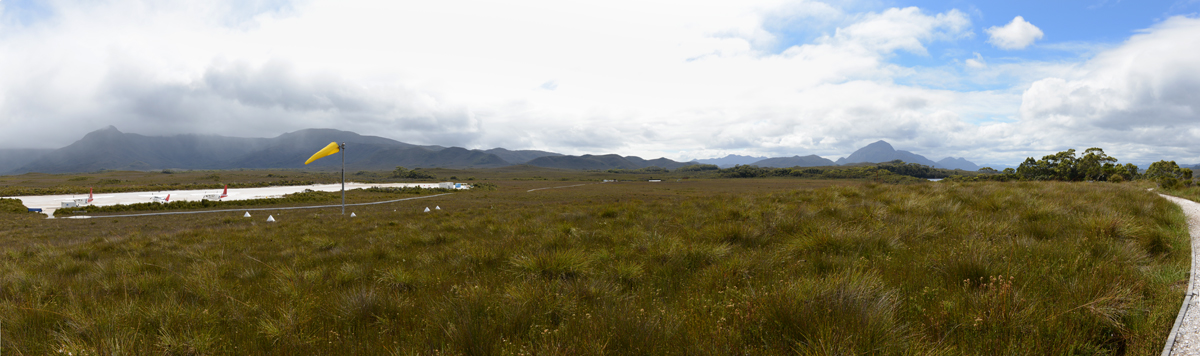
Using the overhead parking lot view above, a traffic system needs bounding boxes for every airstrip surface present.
[9,182,465,216]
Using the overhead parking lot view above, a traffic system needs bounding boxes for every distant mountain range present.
[527,154,694,170]
[1,126,561,174]
[0,126,1003,175]
[694,154,767,168]
[0,149,53,174]
[701,140,982,171]
[832,140,981,170]
[936,157,980,171]
[835,140,938,166]
[749,155,835,168]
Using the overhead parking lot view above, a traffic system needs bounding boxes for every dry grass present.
[0,178,1188,355]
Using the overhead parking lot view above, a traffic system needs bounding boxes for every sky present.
[1,0,1199,165]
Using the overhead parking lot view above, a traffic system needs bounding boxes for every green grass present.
[0,179,1189,354]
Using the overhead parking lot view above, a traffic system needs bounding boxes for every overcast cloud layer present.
[1,0,1199,165]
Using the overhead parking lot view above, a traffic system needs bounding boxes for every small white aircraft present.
[60,188,112,208]
[197,185,230,201]
[139,193,171,203]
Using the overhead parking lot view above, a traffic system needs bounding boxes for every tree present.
[1017,157,1048,180]
[1077,147,1118,181]
[1123,163,1140,180]
[1145,160,1192,181]
[1042,149,1079,181]
[1011,148,1136,182]
[978,167,999,174]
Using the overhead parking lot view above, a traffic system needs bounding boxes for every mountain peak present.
[750,154,835,168]
[693,154,769,168]
[837,140,936,166]
[935,157,980,170]
[864,140,894,150]
[80,125,125,141]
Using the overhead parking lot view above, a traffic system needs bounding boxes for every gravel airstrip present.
[9,182,465,216]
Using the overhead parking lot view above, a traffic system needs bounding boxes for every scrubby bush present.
[675,164,719,172]
[392,166,437,179]
[715,162,935,183]
[607,166,669,174]
[0,198,29,213]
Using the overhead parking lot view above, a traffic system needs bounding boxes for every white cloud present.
[1017,16,1200,162]
[0,1,1197,165]
[986,16,1044,50]
[965,52,986,69]
[0,0,985,157]
[828,7,971,56]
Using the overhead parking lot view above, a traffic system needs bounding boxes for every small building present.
[648,179,662,183]
[61,198,88,208]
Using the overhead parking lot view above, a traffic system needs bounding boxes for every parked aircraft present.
[139,193,171,203]
[60,188,111,208]
[197,185,230,201]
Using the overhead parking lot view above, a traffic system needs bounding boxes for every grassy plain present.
[0,166,666,197]
[0,176,1190,355]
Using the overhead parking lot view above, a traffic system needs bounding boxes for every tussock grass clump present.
[0,197,30,213]
[0,179,1188,354]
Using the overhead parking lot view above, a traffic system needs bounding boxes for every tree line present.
[651,160,951,183]
[947,147,1193,186]
[392,166,437,179]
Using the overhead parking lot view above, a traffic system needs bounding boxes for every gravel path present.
[1160,194,1200,355]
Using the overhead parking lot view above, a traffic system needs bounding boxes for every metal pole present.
[341,142,345,215]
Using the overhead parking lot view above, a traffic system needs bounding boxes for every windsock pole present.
[341,142,346,215]
[302,141,344,214]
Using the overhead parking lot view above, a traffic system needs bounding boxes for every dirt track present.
[1160,194,1200,355]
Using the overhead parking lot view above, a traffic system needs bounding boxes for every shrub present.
[0,198,29,213]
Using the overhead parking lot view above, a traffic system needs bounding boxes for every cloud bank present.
[0,1,1197,165]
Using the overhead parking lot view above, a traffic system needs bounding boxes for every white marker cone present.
[424,207,430,212]
[350,212,357,217]
[435,206,441,210]
[244,212,251,217]
[267,215,276,222]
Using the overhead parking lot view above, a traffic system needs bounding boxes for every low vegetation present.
[0,197,30,213]
[0,178,1187,354]
[950,147,1195,186]
[715,160,952,182]
[392,166,438,180]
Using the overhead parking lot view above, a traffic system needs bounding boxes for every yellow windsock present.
[305,142,340,165]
